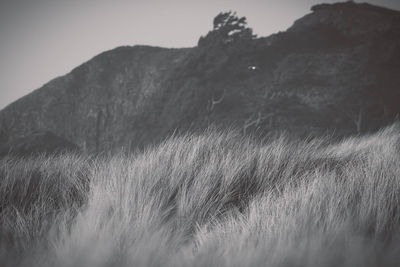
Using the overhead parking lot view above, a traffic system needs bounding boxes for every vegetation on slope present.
[1,2,399,154]
[1,124,400,266]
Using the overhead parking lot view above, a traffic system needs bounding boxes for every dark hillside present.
[0,2,399,153]
[0,131,80,158]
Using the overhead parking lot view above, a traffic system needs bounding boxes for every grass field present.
[1,124,400,267]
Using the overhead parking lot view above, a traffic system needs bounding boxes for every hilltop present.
[0,1,399,154]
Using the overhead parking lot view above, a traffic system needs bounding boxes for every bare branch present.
[208,89,226,111]
[243,111,271,135]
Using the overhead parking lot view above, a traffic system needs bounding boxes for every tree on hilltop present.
[198,11,256,46]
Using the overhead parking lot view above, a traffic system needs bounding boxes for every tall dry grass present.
[1,124,400,266]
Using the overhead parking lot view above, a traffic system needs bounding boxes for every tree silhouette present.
[198,11,255,46]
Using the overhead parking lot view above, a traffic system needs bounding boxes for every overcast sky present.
[1,0,399,109]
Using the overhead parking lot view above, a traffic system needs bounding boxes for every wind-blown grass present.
[1,124,400,266]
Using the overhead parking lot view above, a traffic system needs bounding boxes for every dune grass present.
[1,124,400,266]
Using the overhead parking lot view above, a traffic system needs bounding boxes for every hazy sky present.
[1,0,399,109]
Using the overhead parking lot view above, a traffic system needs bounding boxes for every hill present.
[0,131,80,158]
[0,1,399,154]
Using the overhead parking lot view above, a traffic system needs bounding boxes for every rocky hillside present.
[1,1,399,154]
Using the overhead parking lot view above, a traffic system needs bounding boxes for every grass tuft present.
[1,124,400,266]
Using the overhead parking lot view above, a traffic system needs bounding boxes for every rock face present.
[0,2,399,154]
[0,131,80,158]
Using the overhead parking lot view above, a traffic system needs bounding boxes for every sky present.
[1,0,399,109]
